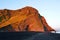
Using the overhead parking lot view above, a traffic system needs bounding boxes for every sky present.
[0,0,60,33]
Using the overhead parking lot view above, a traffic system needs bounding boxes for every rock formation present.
[0,6,55,32]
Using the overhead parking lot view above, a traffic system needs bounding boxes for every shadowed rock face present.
[0,6,55,32]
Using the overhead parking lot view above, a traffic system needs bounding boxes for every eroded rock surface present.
[0,6,55,32]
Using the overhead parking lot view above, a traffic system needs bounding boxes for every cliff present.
[0,6,55,32]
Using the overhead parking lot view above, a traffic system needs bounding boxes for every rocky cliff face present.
[0,6,55,32]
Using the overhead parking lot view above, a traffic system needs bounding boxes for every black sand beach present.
[0,32,60,40]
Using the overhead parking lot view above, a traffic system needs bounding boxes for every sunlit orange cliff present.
[0,6,55,32]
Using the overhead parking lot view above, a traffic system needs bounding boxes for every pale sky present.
[0,0,60,33]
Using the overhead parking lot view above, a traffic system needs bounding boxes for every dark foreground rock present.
[0,32,60,40]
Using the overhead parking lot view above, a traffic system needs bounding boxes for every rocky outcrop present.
[0,6,55,32]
